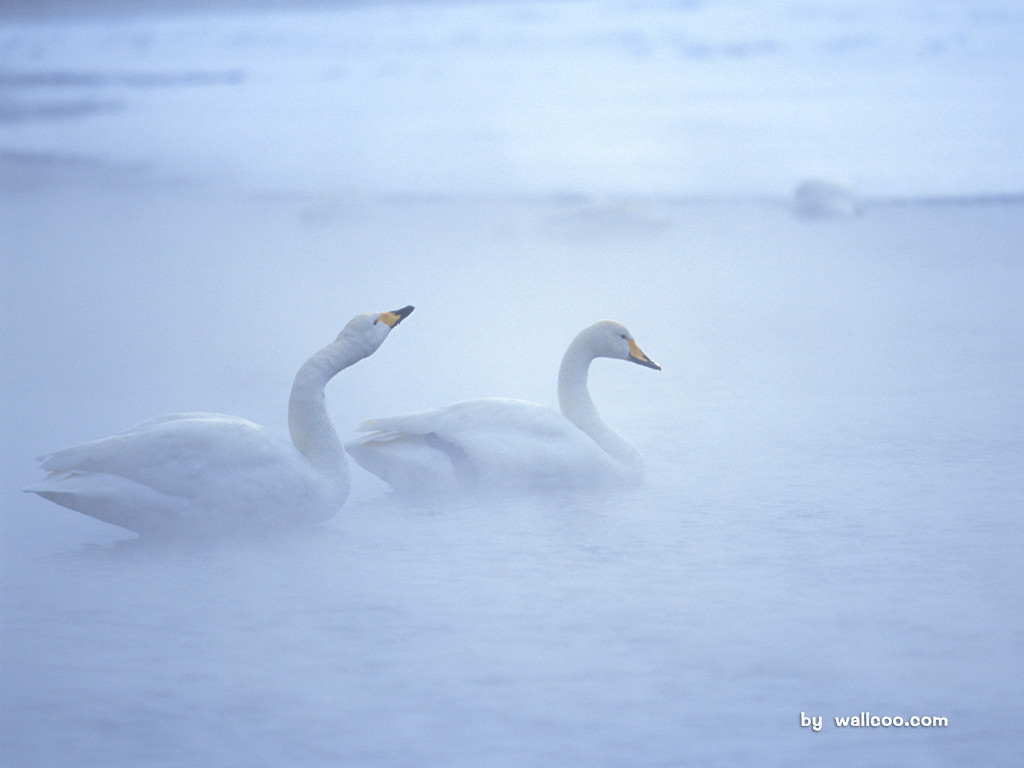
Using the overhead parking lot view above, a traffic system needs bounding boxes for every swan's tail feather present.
[25,471,190,535]
[346,432,465,495]
[354,407,452,437]
[356,420,415,435]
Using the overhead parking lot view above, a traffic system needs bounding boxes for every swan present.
[24,306,414,537]
[346,320,660,495]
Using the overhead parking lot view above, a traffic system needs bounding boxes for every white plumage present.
[25,306,414,537]
[347,320,660,496]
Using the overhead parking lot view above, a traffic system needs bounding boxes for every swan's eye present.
[620,334,627,339]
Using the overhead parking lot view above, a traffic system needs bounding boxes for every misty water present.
[2,2,1023,766]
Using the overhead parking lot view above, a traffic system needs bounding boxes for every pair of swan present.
[26,308,660,536]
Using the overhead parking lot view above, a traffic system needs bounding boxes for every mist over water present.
[2,0,1024,198]
[2,1,1023,766]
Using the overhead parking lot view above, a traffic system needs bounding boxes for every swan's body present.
[25,306,413,537]
[347,320,660,495]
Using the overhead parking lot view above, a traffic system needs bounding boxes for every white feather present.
[347,320,660,496]
[25,307,413,537]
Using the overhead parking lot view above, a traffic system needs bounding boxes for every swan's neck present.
[288,336,361,477]
[557,334,643,471]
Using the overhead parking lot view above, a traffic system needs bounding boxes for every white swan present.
[346,320,660,495]
[24,306,414,537]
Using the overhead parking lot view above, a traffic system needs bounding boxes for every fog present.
[2,1,1023,766]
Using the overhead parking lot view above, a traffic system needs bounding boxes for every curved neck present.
[557,332,642,470]
[288,337,361,477]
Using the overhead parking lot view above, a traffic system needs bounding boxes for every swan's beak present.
[378,305,415,328]
[627,339,661,370]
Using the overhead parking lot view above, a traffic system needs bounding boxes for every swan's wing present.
[348,398,616,493]
[26,413,315,534]
[25,470,195,533]
[33,413,296,499]
[356,399,575,438]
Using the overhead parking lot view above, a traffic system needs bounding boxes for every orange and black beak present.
[627,338,661,370]
[378,305,415,328]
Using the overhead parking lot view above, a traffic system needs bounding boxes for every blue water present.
[2,2,1023,766]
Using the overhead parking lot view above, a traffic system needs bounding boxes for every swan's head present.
[337,305,415,357]
[589,320,661,370]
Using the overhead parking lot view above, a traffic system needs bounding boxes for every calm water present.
[3,188,1022,766]
[2,1,1023,765]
